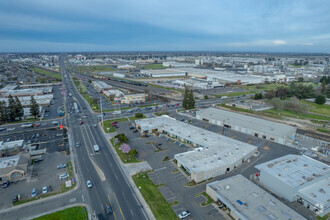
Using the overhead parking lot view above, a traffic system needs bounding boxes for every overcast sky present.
[0,0,330,53]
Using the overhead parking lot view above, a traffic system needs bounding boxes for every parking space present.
[0,128,70,209]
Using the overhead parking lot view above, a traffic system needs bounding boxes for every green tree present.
[254,93,263,100]
[14,96,24,120]
[30,96,40,119]
[276,86,288,99]
[265,90,276,100]
[182,85,189,109]
[7,95,16,121]
[0,101,8,123]
[326,86,330,98]
[321,79,326,94]
[204,95,208,99]
[187,89,195,109]
[114,133,128,143]
[315,95,326,105]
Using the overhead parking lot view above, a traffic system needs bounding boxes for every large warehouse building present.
[92,81,112,92]
[196,107,296,145]
[140,69,187,78]
[206,175,305,220]
[135,116,257,183]
[256,154,330,217]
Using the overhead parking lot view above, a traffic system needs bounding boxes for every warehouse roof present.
[141,69,187,75]
[0,140,24,151]
[255,154,329,188]
[0,84,18,93]
[136,116,257,173]
[4,87,52,96]
[207,175,306,220]
[197,107,296,137]
[92,81,112,89]
[298,177,330,212]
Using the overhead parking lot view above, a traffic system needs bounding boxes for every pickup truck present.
[21,123,33,128]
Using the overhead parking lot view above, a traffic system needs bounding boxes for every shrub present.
[315,95,326,105]
[135,113,144,118]
[119,143,131,153]
[114,133,128,143]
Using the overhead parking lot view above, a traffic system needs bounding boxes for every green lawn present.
[33,206,88,220]
[102,115,146,133]
[317,214,329,220]
[300,100,330,116]
[196,192,214,207]
[215,91,256,98]
[110,138,140,163]
[154,112,169,116]
[103,107,132,112]
[149,84,183,92]
[73,79,80,88]
[82,95,100,111]
[142,64,168,70]
[30,67,62,81]
[74,65,115,74]
[132,172,178,220]
[240,83,289,91]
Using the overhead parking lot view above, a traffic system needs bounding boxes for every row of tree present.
[264,83,315,100]
[0,95,39,124]
[182,85,195,110]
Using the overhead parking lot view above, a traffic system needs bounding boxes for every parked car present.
[12,194,21,203]
[36,133,40,138]
[111,121,118,124]
[133,130,138,133]
[57,164,67,169]
[7,128,15,131]
[129,127,135,130]
[59,173,69,179]
[34,158,44,163]
[178,211,191,219]
[106,203,113,215]
[42,186,48,194]
[31,188,37,197]
[87,180,92,188]
[2,181,9,188]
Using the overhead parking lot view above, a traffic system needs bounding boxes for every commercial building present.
[103,89,124,100]
[117,64,136,70]
[92,81,112,92]
[113,73,126,78]
[256,154,330,217]
[0,140,24,158]
[122,93,147,104]
[206,174,305,220]
[19,83,55,89]
[135,116,257,183]
[140,69,187,78]
[196,108,296,145]
[206,175,305,220]
[0,153,30,183]
[0,84,19,94]
[3,87,53,98]
[0,94,53,107]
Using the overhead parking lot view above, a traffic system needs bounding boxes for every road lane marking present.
[114,192,125,220]
[108,194,117,220]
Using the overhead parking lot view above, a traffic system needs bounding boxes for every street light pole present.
[100,97,104,127]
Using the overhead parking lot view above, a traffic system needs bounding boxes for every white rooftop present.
[197,108,296,137]
[136,116,257,173]
[298,177,330,212]
[104,89,124,97]
[208,175,306,220]
[255,154,329,188]
[0,140,24,150]
[0,84,18,93]
[92,81,112,89]
[0,155,20,169]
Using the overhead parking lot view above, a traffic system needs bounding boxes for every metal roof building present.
[3,87,53,97]
[135,116,257,183]
[256,154,330,217]
[92,81,112,92]
[196,107,296,145]
[140,69,187,78]
[206,175,306,220]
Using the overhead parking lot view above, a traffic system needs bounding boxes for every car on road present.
[36,133,40,138]
[129,127,135,130]
[42,186,48,194]
[87,180,92,188]
[7,127,15,131]
[32,135,36,138]
[2,181,9,188]
[93,124,97,128]
[34,158,44,163]
[57,164,67,169]
[106,203,113,215]
[27,140,32,144]
[59,173,69,179]
[0,127,6,131]
[178,211,191,219]
[79,121,84,125]
[76,142,80,148]
[133,130,138,133]
[6,138,11,142]
[31,188,37,197]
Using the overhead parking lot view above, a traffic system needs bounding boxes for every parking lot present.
[42,84,65,119]
[0,128,71,209]
[110,111,306,220]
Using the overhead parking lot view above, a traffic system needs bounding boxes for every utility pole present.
[100,97,104,127]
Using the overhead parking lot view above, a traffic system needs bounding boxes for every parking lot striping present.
[82,194,85,202]
[70,197,76,203]
[114,192,126,220]
[154,167,167,172]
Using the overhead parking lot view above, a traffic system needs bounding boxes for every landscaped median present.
[32,206,88,220]
[132,171,178,220]
[13,162,76,206]
[110,134,140,163]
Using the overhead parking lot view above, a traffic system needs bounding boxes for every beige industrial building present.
[140,69,187,78]
[206,175,306,220]
[196,107,296,145]
[135,116,257,183]
[92,81,112,92]
[0,153,30,183]
[3,87,53,98]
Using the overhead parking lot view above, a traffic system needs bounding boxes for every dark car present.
[133,130,138,133]
[12,194,21,203]
[79,121,84,125]
[34,158,44,163]
[129,127,135,130]
[2,181,9,188]
[106,203,113,215]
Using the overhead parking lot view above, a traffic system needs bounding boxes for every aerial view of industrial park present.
[0,1,329,220]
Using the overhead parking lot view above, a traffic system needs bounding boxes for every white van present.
[112,110,121,115]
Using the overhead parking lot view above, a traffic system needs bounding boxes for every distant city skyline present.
[0,0,330,53]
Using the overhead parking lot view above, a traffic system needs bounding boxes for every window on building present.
[255,133,258,137]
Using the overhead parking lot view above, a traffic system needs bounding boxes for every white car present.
[59,173,69,179]
[178,211,191,219]
[42,186,48,194]
[87,180,92,188]
[7,128,15,131]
